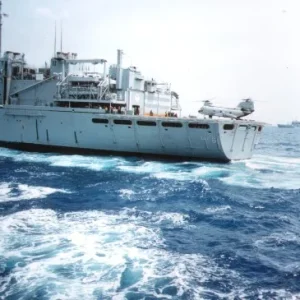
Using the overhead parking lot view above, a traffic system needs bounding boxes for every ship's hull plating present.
[0,106,263,161]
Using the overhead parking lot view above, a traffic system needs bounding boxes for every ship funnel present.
[117,49,123,68]
[116,49,123,91]
[4,57,12,105]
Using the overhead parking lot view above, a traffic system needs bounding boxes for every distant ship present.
[292,120,300,127]
[277,124,294,128]
[277,120,300,128]
[0,10,264,161]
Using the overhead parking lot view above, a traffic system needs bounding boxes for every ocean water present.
[0,126,300,300]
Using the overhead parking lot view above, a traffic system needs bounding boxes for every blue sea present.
[0,126,300,300]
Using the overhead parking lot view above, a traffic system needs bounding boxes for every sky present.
[2,0,300,124]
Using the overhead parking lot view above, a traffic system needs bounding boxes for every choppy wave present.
[1,206,299,299]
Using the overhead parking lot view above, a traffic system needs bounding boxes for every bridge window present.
[189,123,210,129]
[258,126,262,132]
[238,125,248,130]
[114,119,132,125]
[223,124,234,130]
[161,122,183,128]
[137,120,156,126]
[92,118,109,124]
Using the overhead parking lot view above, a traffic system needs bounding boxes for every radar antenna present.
[60,20,63,52]
[54,21,57,57]
[0,0,9,57]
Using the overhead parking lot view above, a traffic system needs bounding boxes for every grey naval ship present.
[0,48,264,162]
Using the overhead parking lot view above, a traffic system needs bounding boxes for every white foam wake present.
[1,147,299,190]
[0,147,125,171]
[0,182,70,202]
[222,154,300,189]
[0,208,238,299]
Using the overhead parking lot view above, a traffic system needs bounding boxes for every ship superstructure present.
[2,50,178,115]
[0,48,263,161]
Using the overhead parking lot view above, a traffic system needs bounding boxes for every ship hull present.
[0,106,263,162]
[0,141,230,162]
[277,124,294,128]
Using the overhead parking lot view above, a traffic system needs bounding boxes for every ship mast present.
[0,0,8,57]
